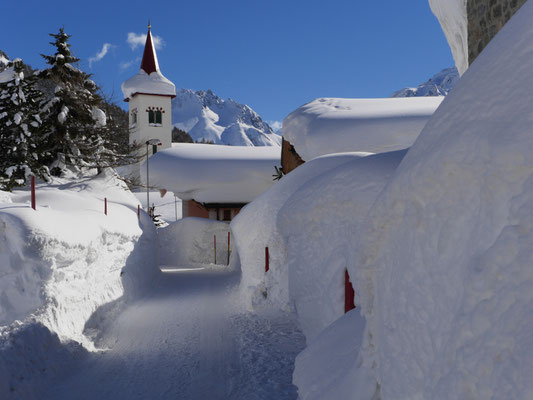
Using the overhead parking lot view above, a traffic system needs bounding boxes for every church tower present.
[121,24,176,159]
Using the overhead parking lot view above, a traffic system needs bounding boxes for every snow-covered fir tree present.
[0,59,48,190]
[39,28,136,176]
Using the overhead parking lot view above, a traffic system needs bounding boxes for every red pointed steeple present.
[140,23,159,74]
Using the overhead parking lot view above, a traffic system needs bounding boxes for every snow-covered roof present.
[282,97,443,161]
[121,27,176,101]
[142,143,281,204]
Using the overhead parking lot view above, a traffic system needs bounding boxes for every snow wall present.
[429,0,468,75]
[158,217,233,267]
[351,3,533,398]
[0,172,158,398]
[232,150,405,341]
[231,153,369,312]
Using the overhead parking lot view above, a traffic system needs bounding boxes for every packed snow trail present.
[42,266,305,400]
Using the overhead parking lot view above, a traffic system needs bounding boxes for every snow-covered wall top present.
[172,89,281,147]
[143,143,280,203]
[282,97,443,161]
[429,0,468,75]
[121,69,176,101]
[352,2,533,398]
[391,67,459,97]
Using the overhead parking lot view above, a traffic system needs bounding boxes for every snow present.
[121,69,176,101]
[0,54,8,69]
[172,89,281,146]
[278,149,406,340]
[40,267,305,400]
[391,67,459,97]
[91,107,106,127]
[293,309,376,400]
[143,143,281,203]
[231,148,403,344]
[132,190,182,223]
[429,0,468,75]
[283,97,443,161]
[349,2,533,398]
[158,217,232,267]
[231,153,367,310]
[57,105,68,124]
[0,168,308,399]
[0,66,16,84]
[0,171,158,397]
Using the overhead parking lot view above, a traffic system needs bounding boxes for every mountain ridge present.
[172,88,281,147]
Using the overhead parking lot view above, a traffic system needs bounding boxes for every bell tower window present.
[147,107,164,126]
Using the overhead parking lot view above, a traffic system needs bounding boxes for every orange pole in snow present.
[227,232,231,265]
[344,269,356,313]
[214,235,217,264]
[104,198,107,215]
[30,176,36,210]
[265,247,269,273]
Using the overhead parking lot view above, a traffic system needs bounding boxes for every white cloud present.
[268,120,282,133]
[127,32,164,50]
[89,43,114,66]
[119,57,140,72]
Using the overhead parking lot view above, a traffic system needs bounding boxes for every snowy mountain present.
[391,67,459,97]
[172,89,281,147]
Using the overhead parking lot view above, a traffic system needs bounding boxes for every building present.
[142,143,281,222]
[281,97,443,174]
[121,24,176,171]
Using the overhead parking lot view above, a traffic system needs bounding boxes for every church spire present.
[140,23,159,75]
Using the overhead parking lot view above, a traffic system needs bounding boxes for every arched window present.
[148,110,155,124]
[155,110,162,124]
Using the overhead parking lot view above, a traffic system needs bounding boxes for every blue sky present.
[2,0,453,127]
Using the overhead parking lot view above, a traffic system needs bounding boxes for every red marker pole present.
[30,176,36,210]
[104,198,107,215]
[137,204,140,218]
[214,235,217,265]
[265,247,269,273]
[344,269,356,313]
[227,232,231,265]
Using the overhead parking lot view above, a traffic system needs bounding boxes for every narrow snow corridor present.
[43,267,305,400]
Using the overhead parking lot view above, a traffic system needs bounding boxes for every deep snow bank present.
[352,3,533,398]
[158,217,232,267]
[0,172,156,344]
[278,150,406,340]
[282,97,442,162]
[232,149,404,341]
[293,309,375,400]
[231,153,370,311]
[0,171,158,398]
[429,0,468,75]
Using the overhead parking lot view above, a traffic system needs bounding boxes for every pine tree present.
[172,126,193,143]
[0,59,48,190]
[39,28,138,176]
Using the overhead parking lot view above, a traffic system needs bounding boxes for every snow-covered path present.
[43,267,305,400]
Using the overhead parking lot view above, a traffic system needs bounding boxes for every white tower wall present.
[128,94,172,151]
